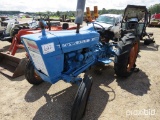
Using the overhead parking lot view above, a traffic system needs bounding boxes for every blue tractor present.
[21,1,140,120]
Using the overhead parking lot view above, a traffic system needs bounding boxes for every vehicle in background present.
[0,18,38,42]
[0,16,10,26]
[149,13,160,27]
[93,14,122,41]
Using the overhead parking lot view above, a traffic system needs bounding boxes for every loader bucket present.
[0,52,28,78]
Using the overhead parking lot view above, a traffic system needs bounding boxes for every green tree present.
[148,3,160,14]
[56,11,60,16]
[101,8,107,14]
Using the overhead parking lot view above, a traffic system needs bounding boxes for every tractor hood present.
[123,5,148,21]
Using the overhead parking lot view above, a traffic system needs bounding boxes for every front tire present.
[114,33,139,77]
[25,60,43,85]
[71,75,93,120]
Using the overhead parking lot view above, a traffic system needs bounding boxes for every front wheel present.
[71,75,93,120]
[114,33,139,77]
[25,60,43,85]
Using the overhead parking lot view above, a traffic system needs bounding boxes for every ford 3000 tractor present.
[21,1,140,120]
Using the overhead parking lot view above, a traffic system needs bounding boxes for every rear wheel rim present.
[34,70,41,80]
[127,41,139,72]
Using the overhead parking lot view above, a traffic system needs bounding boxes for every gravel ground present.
[0,19,160,120]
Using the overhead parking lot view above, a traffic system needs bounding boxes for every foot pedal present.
[98,58,112,64]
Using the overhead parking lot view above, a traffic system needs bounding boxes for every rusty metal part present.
[0,52,28,78]
[127,42,139,72]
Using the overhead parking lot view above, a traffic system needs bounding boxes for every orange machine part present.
[94,6,98,19]
[9,29,41,55]
[8,26,78,56]
[127,42,139,72]
[86,7,92,22]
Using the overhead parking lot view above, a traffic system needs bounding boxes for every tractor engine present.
[63,48,94,74]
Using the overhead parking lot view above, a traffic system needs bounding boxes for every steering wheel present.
[92,22,110,43]
[92,22,105,34]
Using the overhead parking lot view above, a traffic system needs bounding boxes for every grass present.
[50,16,60,19]
[70,16,75,19]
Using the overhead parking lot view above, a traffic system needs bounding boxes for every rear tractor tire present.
[114,33,139,77]
[25,60,43,85]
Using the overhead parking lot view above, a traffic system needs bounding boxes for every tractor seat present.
[127,21,138,29]
[127,18,138,30]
